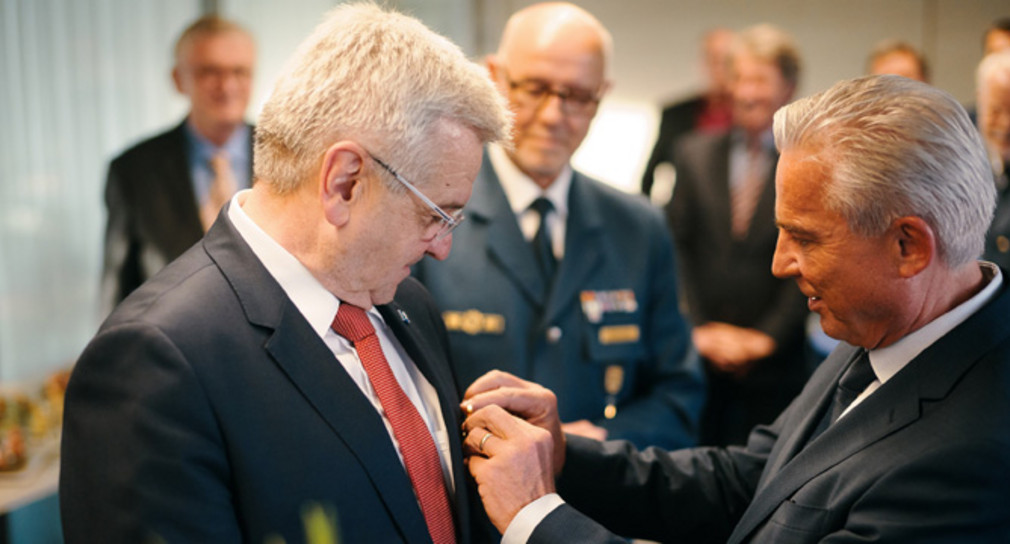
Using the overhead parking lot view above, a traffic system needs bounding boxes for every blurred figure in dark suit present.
[640,28,734,200]
[665,24,809,446]
[100,15,256,312]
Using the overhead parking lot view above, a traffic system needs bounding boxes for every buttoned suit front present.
[101,120,254,310]
[62,206,476,544]
[414,155,706,450]
[665,131,809,445]
[532,273,1010,543]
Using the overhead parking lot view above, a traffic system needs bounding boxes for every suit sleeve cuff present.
[501,493,566,544]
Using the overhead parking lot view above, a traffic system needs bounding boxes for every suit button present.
[546,326,563,343]
[998,235,1010,254]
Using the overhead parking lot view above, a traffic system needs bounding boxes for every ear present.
[892,216,935,278]
[485,53,500,79]
[319,141,367,228]
[171,66,185,95]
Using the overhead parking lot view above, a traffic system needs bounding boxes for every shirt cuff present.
[501,493,566,544]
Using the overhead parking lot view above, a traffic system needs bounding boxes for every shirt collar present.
[730,127,775,153]
[184,120,250,164]
[868,262,1003,383]
[488,144,571,217]
[226,190,384,339]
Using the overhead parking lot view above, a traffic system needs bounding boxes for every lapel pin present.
[398,309,410,324]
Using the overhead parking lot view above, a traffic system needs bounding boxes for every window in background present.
[0,0,200,383]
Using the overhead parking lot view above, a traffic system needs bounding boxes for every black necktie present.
[807,350,876,444]
[530,197,557,281]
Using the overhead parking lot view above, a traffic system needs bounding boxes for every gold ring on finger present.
[478,431,493,453]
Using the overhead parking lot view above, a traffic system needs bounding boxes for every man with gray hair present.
[978,50,1010,269]
[460,75,1010,542]
[61,4,510,543]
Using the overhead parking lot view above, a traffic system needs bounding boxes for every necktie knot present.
[331,303,375,343]
[831,349,876,422]
[530,196,554,218]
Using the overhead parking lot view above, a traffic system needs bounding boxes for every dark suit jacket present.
[101,120,254,311]
[641,96,706,196]
[62,207,475,543]
[415,155,706,450]
[535,272,1010,543]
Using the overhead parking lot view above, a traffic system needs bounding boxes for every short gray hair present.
[773,75,994,266]
[255,2,511,193]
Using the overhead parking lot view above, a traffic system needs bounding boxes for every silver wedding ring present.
[478,431,493,453]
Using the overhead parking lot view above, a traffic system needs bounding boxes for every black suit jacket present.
[62,207,475,543]
[536,271,1010,543]
[100,120,254,311]
[641,96,706,196]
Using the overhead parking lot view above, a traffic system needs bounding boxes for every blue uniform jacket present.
[414,155,705,449]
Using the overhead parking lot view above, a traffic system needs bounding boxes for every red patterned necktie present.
[331,303,456,544]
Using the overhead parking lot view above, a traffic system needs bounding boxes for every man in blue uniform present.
[414,2,705,450]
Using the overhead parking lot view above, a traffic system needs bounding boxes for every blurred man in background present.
[978,50,1010,269]
[665,24,809,446]
[101,15,255,312]
[866,39,929,82]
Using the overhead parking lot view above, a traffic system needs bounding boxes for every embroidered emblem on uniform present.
[442,310,506,335]
[580,289,639,323]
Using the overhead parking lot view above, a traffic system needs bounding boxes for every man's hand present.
[462,404,556,533]
[462,370,566,473]
[692,322,776,377]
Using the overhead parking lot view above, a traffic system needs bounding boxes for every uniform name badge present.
[580,289,639,324]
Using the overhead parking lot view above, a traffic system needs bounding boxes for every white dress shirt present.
[227,191,455,493]
[488,144,571,260]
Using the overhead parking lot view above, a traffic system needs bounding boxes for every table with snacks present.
[0,368,69,542]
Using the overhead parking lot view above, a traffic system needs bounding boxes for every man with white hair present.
[61,4,510,543]
[978,50,1010,269]
[461,75,1010,543]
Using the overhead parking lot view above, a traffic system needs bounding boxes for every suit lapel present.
[161,122,204,236]
[203,216,433,542]
[544,174,603,325]
[729,279,1010,543]
[468,157,550,306]
[707,136,734,243]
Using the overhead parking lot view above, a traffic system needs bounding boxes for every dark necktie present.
[331,303,456,544]
[529,197,557,281]
[807,350,876,444]
[829,349,876,423]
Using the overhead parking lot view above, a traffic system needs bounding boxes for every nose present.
[771,231,799,279]
[425,232,453,261]
[535,93,566,125]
